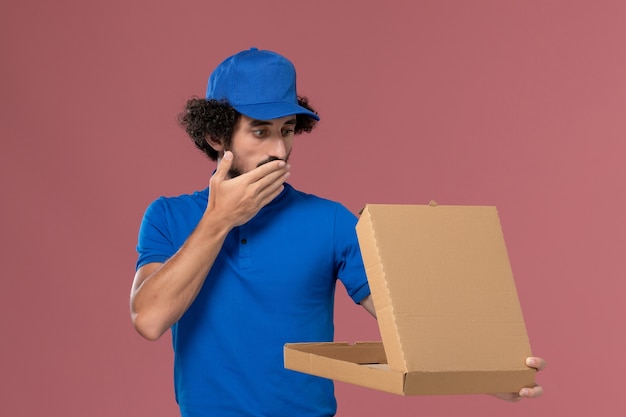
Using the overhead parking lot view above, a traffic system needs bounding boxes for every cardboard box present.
[284,203,535,395]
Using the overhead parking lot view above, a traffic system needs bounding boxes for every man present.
[130,48,545,416]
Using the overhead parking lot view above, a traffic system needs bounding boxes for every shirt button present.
[241,238,247,245]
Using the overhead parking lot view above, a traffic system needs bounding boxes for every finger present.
[253,167,290,200]
[213,151,234,182]
[520,385,544,398]
[491,392,522,402]
[241,159,287,183]
[254,162,290,188]
[526,357,547,371]
[253,175,289,209]
[257,184,286,208]
[233,161,289,201]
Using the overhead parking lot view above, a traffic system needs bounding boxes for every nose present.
[268,135,288,159]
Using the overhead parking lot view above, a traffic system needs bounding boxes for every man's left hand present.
[492,357,547,402]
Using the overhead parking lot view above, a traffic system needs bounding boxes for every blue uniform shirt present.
[136,184,370,417]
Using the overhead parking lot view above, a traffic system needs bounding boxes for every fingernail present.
[519,389,530,397]
[526,358,535,367]
[223,151,232,161]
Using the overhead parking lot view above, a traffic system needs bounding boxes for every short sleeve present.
[333,205,371,304]
[135,198,176,270]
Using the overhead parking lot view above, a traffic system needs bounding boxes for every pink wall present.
[1,1,624,416]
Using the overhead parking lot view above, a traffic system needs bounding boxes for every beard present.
[226,154,290,179]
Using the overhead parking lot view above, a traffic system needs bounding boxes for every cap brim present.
[233,102,320,121]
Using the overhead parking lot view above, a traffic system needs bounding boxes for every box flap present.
[284,342,408,395]
[356,204,532,374]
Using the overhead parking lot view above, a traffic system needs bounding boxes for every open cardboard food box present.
[284,203,535,395]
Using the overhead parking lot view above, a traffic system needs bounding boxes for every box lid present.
[356,204,532,375]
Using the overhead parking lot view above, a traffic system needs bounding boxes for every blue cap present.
[206,48,319,121]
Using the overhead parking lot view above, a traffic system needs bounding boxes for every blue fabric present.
[136,183,370,417]
[206,48,320,121]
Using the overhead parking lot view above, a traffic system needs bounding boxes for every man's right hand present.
[205,151,290,228]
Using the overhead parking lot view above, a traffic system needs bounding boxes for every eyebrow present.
[248,118,297,127]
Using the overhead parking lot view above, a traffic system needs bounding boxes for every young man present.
[130,48,545,416]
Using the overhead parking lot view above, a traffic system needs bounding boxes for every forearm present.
[130,216,231,340]
[359,295,377,318]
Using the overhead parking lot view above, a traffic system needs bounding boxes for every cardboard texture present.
[284,204,535,395]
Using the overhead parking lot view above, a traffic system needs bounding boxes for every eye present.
[282,128,295,137]
[253,129,268,138]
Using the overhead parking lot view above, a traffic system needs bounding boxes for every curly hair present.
[177,97,318,160]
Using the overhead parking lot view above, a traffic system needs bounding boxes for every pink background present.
[1,1,624,416]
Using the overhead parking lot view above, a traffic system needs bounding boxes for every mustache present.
[256,156,284,167]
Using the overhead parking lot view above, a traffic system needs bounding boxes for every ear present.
[205,135,224,152]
